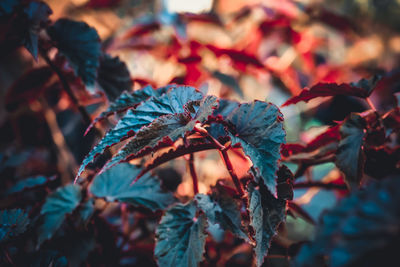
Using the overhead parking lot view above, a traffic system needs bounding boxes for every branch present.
[220,149,244,196]
[188,153,199,194]
[40,50,92,125]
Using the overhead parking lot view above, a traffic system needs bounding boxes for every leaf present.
[85,85,169,135]
[282,76,381,106]
[248,182,286,266]
[5,175,56,195]
[155,201,208,267]
[21,1,52,60]
[212,70,243,97]
[213,99,239,118]
[103,95,218,170]
[37,184,82,246]
[79,198,94,224]
[335,113,366,188]
[0,0,20,16]
[97,54,133,101]
[281,125,340,158]
[90,163,175,211]
[47,19,101,85]
[29,250,68,267]
[78,85,204,177]
[0,209,29,243]
[226,101,285,194]
[293,176,400,267]
[195,192,249,241]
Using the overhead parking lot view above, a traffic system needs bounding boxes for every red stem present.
[365,97,377,112]
[188,153,199,195]
[220,149,244,196]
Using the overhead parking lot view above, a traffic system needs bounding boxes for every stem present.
[40,50,92,125]
[220,149,244,196]
[188,153,199,195]
[365,97,377,111]
[194,125,226,150]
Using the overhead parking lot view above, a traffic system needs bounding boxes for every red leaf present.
[282,125,340,157]
[282,82,374,107]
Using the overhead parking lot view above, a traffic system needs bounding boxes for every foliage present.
[1,0,400,266]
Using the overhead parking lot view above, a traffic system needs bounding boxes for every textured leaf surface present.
[294,176,400,267]
[78,85,204,176]
[155,201,208,267]
[335,113,366,187]
[282,76,380,106]
[90,163,175,211]
[38,184,82,245]
[85,85,168,135]
[103,95,218,170]
[97,54,133,101]
[248,182,286,266]
[0,209,29,243]
[195,193,249,241]
[47,19,101,85]
[227,101,285,194]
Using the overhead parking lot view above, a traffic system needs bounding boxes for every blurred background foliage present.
[1,0,400,266]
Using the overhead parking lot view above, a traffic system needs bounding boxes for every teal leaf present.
[90,163,175,211]
[22,1,52,60]
[97,54,133,101]
[155,201,208,267]
[0,209,29,243]
[77,85,204,177]
[248,182,286,266]
[195,192,249,241]
[29,250,68,267]
[294,176,400,267]
[79,198,94,224]
[226,101,285,194]
[85,85,168,135]
[102,95,218,170]
[5,175,56,195]
[47,19,101,85]
[212,71,243,97]
[335,113,366,187]
[37,184,82,246]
